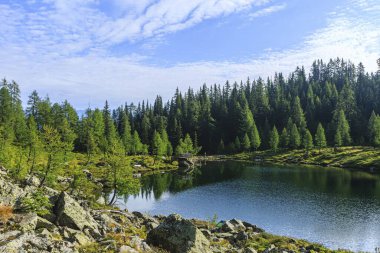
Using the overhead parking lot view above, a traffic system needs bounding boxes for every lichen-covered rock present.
[0,231,78,253]
[119,245,139,253]
[147,214,211,253]
[54,191,100,236]
[0,176,25,206]
[18,213,38,232]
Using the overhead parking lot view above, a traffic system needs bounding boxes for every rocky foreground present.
[0,168,348,253]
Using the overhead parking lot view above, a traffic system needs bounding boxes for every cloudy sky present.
[0,0,379,109]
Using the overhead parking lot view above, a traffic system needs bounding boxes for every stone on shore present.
[147,214,211,253]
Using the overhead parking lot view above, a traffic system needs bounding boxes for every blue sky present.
[0,0,379,108]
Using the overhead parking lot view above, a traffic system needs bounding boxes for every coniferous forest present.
[1,58,380,170]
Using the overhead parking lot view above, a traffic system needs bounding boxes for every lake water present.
[114,161,380,252]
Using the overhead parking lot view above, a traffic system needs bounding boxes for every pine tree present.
[217,139,225,154]
[291,96,307,132]
[26,116,40,173]
[234,136,241,152]
[59,118,76,161]
[303,129,313,154]
[152,130,165,161]
[131,131,143,155]
[289,124,301,149]
[40,125,63,187]
[315,123,327,151]
[368,111,380,147]
[333,109,351,146]
[242,133,250,151]
[250,121,261,151]
[280,128,289,148]
[269,126,279,152]
[121,114,132,155]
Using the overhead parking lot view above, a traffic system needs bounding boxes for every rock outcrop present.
[147,214,211,253]
[54,191,100,236]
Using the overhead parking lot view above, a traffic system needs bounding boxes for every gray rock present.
[236,231,248,241]
[119,245,139,253]
[96,196,106,205]
[36,216,57,231]
[147,214,211,253]
[215,233,234,239]
[54,191,100,235]
[0,176,26,206]
[221,220,235,232]
[61,227,93,246]
[242,221,264,233]
[200,229,212,238]
[244,248,258,253]
[129,236,152,252]
[18,213,38,232]
[25,176,41,187]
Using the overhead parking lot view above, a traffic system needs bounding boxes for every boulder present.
[119,245,139,253]
[61,227,93,246]
[221,219,246,233]
[147,214,211,253]
[129,236,152,252]
[18,213,38,232]
[54,192,99,235]
[0,176,25,206]
[244,248,258,253]
[236,231,248,241]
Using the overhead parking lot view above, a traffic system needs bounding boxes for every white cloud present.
[0,0,379,109]
[249,3,287,19]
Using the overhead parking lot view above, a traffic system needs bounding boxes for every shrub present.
[0,205,13,222]
[18,190,52,216]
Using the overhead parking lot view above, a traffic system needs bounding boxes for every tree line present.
[1,58,380,172]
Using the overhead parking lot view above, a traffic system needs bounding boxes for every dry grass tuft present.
[0,205,13,223]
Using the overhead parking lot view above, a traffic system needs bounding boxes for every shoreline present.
[0,167,352,253]
[191,146,380,173]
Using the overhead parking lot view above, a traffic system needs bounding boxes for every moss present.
[245,232,351,253]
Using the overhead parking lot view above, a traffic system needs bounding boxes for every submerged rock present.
[147,214,211,253]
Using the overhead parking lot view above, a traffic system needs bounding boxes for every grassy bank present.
[202,146,380,171]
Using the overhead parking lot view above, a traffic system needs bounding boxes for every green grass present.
[225,146,380,170]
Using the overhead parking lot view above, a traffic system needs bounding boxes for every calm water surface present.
[115,161,380,252]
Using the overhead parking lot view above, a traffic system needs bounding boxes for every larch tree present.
[269,126,279,152]
[315,123,327,152]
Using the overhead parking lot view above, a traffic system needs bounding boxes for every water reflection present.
[133,161,380,201]
[115,161,380,251]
